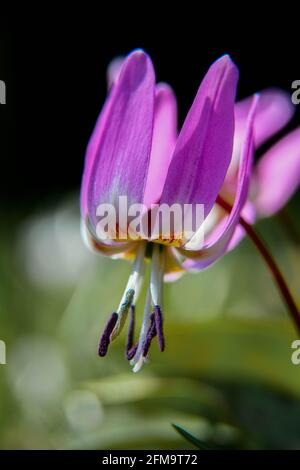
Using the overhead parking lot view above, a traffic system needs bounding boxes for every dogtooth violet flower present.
[80,50,300,372]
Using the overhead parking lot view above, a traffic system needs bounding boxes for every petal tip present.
[122,49,155,84]
[213,54,239,82]
[215,53,235,67]
[127,48,150,65]
[262,87,296,120]
[216,53,231,61]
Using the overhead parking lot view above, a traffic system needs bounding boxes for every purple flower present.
[80,50,299,371]
[219,89,299,249]
[180,90,300,271]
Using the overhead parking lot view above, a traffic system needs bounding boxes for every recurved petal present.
[180,94,259,271]
[232,88,295,172]
[84,50,155,231]
[159,55,239,218]
[164,271,184,282]
[254,127,300,217]
[239,88,295,146]
[143,83,178,208]
[226,201,256,251]
[163,246,185,281]
[81,220,135,257]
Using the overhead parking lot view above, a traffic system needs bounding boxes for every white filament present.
[131,245,166,372]
[132,354,145,373]
[150,244,165,307]
[117,241,146,313]
[111,242,146,340]
[157,249,165,306]
[133,274,144,305]
[149,244,160,306]
[130,287,152,370]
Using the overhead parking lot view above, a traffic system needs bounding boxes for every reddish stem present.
[217,196,300,334]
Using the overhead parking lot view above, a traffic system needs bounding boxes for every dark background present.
[1,18,299,207]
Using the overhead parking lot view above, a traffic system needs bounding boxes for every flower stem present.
[217,196,300,334]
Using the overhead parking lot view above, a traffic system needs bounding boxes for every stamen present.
[133,275,144,305]
[132,354,146,373]
[110,288,134,342]
[120,288,135,315]
[130,287,152,367]
[99,242,167,371]
[142,313,157,357]
[149,245,165,352]
[126,343,139,360]
[110,242,146,341]
[98,312,118,357]
[154,305,165,351]
[126,305,135,356]
[150,244,161,306]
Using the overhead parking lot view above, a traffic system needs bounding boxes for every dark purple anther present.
[142,313,157,357]
[126,342,139,360]
[154,305,165,351]
[126,305,135,355]
[98,312,118,357]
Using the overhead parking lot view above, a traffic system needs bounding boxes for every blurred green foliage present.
[0,194,299,449]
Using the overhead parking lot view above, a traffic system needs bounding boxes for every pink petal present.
[163,247,185,282]
[81,56,126,218]
[81,221,134,256]
[143,83,178,208]
[106,56,124,89]
[226,201,256,251]
[80,87,113,218]
[180,94,259,271]
[159,55,239,219]
[254,127,300,217]
[164,271,184,282]
[84,50,155,230]
[232,88,295,173]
